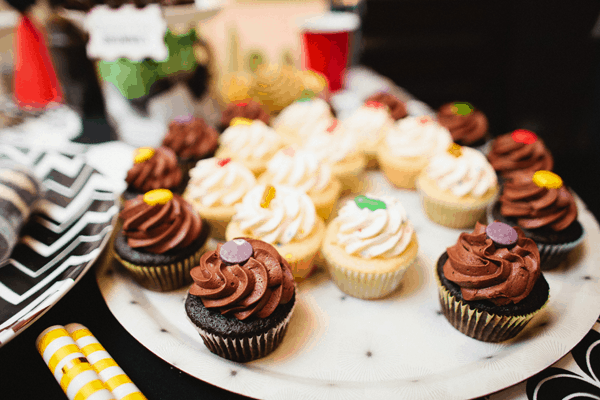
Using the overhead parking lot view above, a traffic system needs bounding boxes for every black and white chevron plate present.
[0,145,118,347]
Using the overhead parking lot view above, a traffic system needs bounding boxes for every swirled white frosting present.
[273,98,333,135]
[301,120,359,163]
[220,120,282,161]
[342,105,394,150]
[264,148,332,193]
[386,116,452,157]
[233,185,317,245]
[425,145,498,198]
[333,194,414,259]
[185,158,257,207]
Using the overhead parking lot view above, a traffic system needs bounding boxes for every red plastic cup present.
[301,12,360,93]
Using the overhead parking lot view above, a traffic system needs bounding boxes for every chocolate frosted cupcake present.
[114,189,210,291]
[162,116,219,182]
[364,92,408,120]
[488,170,584,270]
[487,129,554,180]
[185,238,296,362]
[219,100,270,132]
[437,102,490,152]
[122,146,183,202]
[437,222,549,342]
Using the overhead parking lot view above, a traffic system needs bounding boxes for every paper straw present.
[36,325,114,400]
[65,323,147,400]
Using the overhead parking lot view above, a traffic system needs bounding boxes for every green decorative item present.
[451,102,474,116]
[354,195,387,211]
[247,51,264,72]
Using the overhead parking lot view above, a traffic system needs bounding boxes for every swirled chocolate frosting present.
[220,101,270,127]
[437,102,488,145]
[487,133,553,178]
[162,117,218,160]
[189,238,295,320]
[119,194,202,254]
[125,146,182,192]
[364,92,408,120]
[499,172,577,231]
[444,222,541,305]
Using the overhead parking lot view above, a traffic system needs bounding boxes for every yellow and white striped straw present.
[65,323,147,400]
[36,325,114,400]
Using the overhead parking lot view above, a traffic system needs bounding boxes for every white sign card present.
[85,4,168,62]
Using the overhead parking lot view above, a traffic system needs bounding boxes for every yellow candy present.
[260,185,276,208]
[447,143,463,158]
[134,147,155,164]
[143,189,173,206]
[533,170,563,189]
[230,117,253,127]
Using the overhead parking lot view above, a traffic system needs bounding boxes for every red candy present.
[236,102,248,107]
[217,158,231,167]
[365,100,385,109]
[326,120,339,133]
[511,129,537,144]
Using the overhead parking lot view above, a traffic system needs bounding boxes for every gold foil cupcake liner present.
[437,281,547,342]
[114,244,206,292]
[189,301,295,363]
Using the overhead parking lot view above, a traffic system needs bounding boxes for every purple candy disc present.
[220,239,253,265]
[486,222,518,247]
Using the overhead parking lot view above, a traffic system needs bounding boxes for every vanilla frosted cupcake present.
[216,119,284,176]
[257,147,341,220]
[321,194,419,299]
[183,157,257,240]
[341,101,395,168]
[272,98,333,145]
[302,120,367,193]
[416,144,499,229]
[226,184,326,281]
[378,116,452,189]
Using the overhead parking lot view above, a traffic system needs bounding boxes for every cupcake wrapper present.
[190,302,295,363]
[114,244,206,292]
[437,281,547,342]
[420,194,488,229]
[325,255,414,300]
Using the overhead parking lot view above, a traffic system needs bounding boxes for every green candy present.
[354,195,387,211]
[452,102,473,116]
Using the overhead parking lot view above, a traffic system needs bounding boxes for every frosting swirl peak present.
[386,116,452,158]
[364,92,408,120]
[221,100,270,128]
[162,117,219,159]
[262,148,332,194]
[487,132,553,178]
[125,146,182,193]
[437,102,488,145]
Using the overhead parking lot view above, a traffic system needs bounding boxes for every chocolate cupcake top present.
[221,101,270,128]
[437,102,488,146]
[487,130,554,178]
[120,189,202,254]
[162,117,219,160]
[189,238,295,320]
[444,222,541,305]
[125,147,182,193]
[500,170,577,232]
[364,92,408,120]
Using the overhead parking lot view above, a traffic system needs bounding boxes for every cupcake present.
[364,91,408,120]
[225,184,326,281]
[185,238,296,362]
[272,97,333,145]
[113,189,210,291]
[437,102,490,152]
[488,170,584,270]
[377,116,452,190]
[219,100,270,132]
[183,157,257,240]
[301,119,367,193]
[416,144,499,229]
[487,129,554,180]
[216,118,284,177]
[437,222,549,342]
[257,147,341,220]
[341,100,395,169]
[161,116,219,180]
[320,194,418,299]
[122,146,183,202]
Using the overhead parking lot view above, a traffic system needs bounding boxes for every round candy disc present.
[236,102,248,107]
[230,117,253,127]
[364,100,385,109]
[486,222,518,247]
[533,170,563,189]
[282,147,296,157]
[451,102,473,116]
[143,189,173,206]
[220,239,253,265]
[447,143,463,158]
[134,147,155,164]
[217,158,231,167]
[173,114,193,123]
[326,120,339,133]
[511,129,537,144]
[260,185,276,208]
[354,195,386,211]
